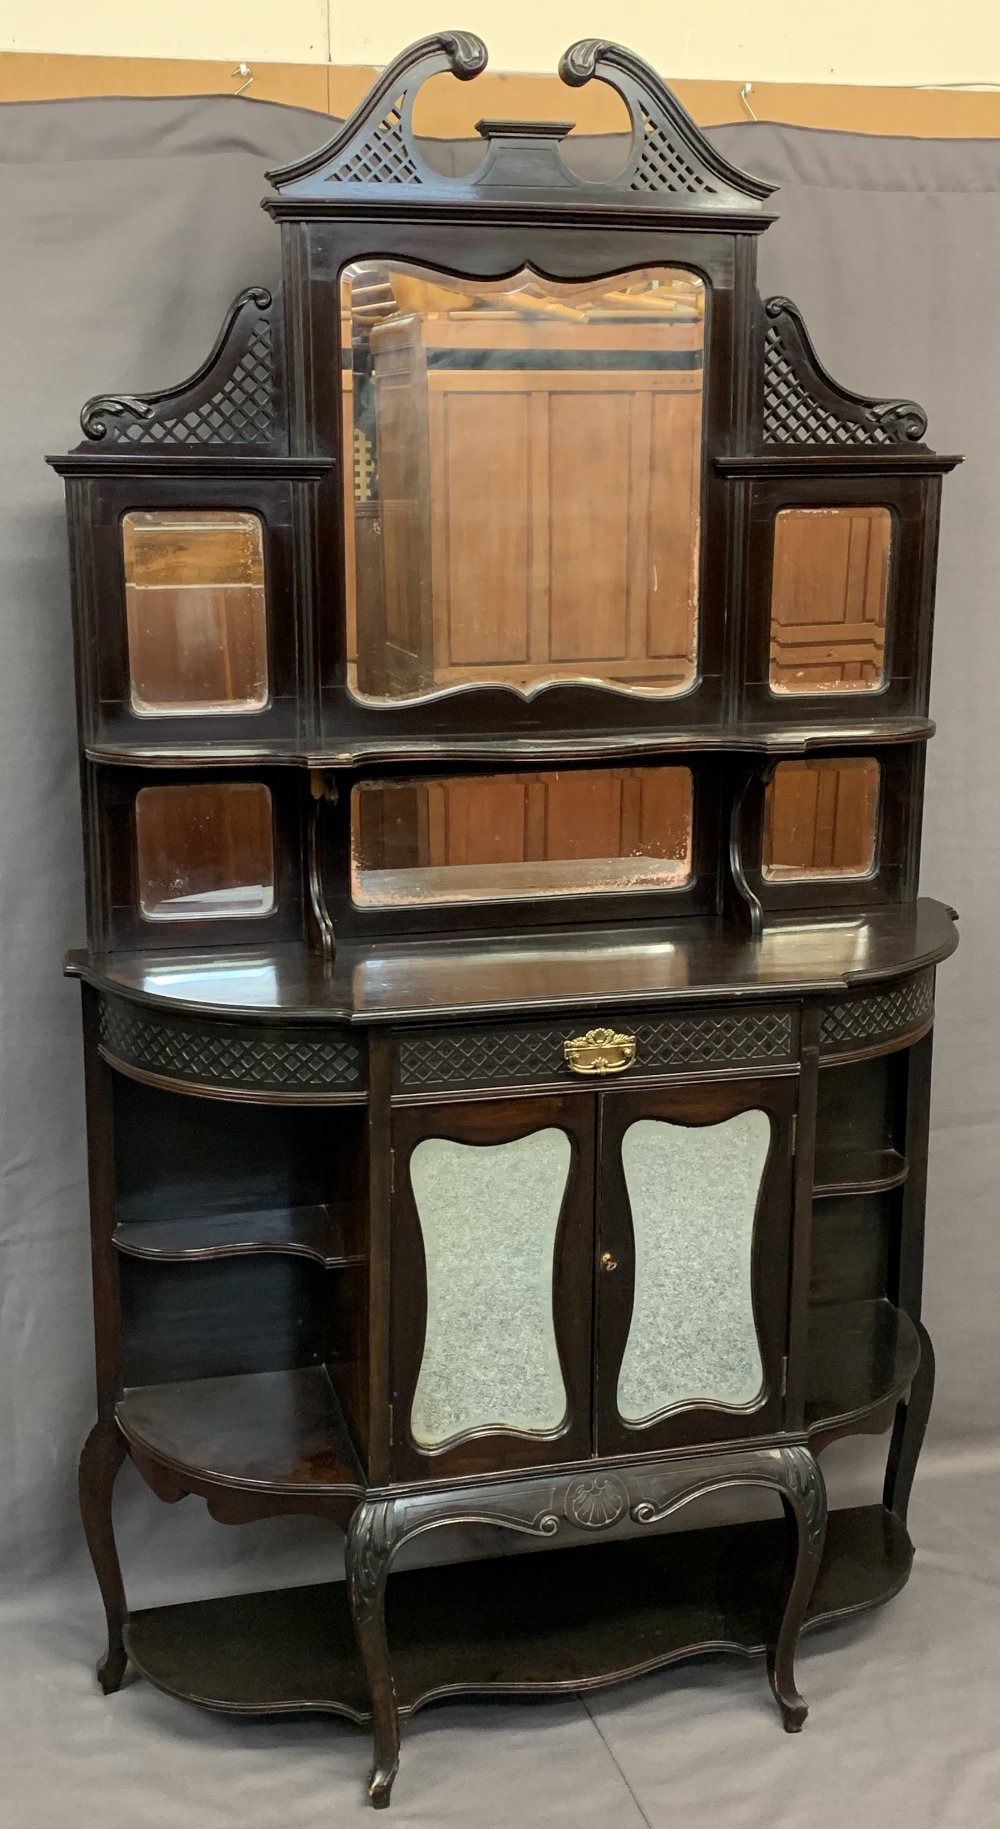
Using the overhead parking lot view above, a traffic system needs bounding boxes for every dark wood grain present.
[113,1201,364,1267]
[116,1366,364,1492]
[66,898,959,1025]
[55,33,958,1808]
[813,1148,908,1198]
[123,1502,912,1722]
[805,1298,919,1436]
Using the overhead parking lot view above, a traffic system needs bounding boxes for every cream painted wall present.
[2,0,999,85]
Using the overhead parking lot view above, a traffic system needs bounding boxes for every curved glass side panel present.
[408,1128,571,1448]
[352,765,693,907]
[122,510,268,716]
[617,1111,769,1423]
[340,261,705,703]
[769,506,891,695]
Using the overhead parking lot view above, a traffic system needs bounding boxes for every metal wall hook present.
[232,63,254,97]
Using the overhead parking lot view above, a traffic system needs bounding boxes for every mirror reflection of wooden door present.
[341,263,705,702]
[371,320,701,695]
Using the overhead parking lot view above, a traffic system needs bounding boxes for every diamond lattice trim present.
[100,998,363,1091]
[630,107,716,195]
[820,971,934,1052]
[398,1011,795,1090]
[110,316,274,448]
[763,320,894,448]
[327,101,420,185]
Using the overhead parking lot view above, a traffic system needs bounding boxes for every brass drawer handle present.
[564,1028,637,1077]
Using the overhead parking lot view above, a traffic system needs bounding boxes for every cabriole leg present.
[78,1420,128,1694]
[767,1445,828,1732]
[346,1500,401,1809]
[884,1321,935,1525]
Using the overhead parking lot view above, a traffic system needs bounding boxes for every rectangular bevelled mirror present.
[340,261,705,703]
[769,506,892,694]
[351,765,693,907]
[122,510,268,716]
[762,757,880,880]
[135,782,275,920]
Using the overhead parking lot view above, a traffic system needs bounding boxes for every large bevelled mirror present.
[340,261,705,703]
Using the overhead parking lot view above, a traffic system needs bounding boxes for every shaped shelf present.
[805,1298,919,1437]
[116,1366,364,1495]
[113,1200,365,1269]
[813,1148,909,1199]
[122,1502,913,1721]
[84,716,936,771]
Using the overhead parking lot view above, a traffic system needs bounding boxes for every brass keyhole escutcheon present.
[600,1251,618,1273]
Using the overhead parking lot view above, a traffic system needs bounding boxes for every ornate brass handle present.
[564,1028,637,1077]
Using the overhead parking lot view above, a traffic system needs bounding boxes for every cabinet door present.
[596,1076,796,1456]
[389,1095,595,1479]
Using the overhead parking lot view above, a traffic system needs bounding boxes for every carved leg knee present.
[768,1446,828,1733]
[78,1421,128,1694]
[346,1501,401,1809]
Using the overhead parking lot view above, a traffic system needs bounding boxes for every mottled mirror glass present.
[769,506,892,694]
[340,261,704,702]
[352,766,693,907]
[122,510,268,716]
[135,782,275,920]
[617,1112,769,1423]
[408,1128,570,1448]
[763,757,880,880]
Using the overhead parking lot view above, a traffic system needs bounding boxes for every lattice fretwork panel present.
[764,319,895,448]
[99,997,364,1094]
[327,101,420,184]
[629,106,717,195]
[820,971,934,1054]
[110,316,275,448]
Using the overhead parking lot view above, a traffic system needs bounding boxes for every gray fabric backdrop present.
[1,95,997,1827]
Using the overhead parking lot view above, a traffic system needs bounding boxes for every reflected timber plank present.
[123,1503,913,1721]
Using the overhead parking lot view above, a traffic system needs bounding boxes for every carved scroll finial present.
[763,296,929,447]
[266,33,488,195]
[559,38,775,204]
[78,286,276,448]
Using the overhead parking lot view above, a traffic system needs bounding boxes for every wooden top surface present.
[66,897,958,1025]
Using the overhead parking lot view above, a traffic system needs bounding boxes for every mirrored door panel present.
[341,261,705,703]
[617,1111,769,1422]
[596,1076,795,1455]
[408,1128,570,1449]
[389,1096,595,1479]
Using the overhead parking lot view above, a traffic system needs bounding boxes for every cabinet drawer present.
[394,1005,799,1097]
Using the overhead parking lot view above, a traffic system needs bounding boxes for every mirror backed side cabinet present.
[50,32,960,1813]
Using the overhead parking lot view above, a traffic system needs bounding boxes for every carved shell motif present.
[565,1473,627,1529]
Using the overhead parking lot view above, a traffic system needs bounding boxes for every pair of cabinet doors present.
[389,1075,796,1480]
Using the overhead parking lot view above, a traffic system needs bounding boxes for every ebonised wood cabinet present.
[51,32,959,1810]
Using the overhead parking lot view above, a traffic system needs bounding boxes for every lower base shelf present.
[123,1503,912,1723]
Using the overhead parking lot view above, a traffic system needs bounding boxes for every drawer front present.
[394,1005,799,1097]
